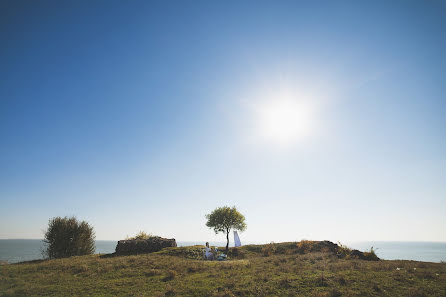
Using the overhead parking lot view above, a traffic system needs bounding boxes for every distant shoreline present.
[1,239,445,264]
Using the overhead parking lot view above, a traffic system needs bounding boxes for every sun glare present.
[253,96,313,148]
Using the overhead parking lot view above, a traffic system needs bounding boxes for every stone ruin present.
[115,236,177,255]
[296,240,380,261]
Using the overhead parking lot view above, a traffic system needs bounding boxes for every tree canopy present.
[205,206,247,253]
[43,216,95,259]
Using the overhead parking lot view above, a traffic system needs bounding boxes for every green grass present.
[1,242,446,296]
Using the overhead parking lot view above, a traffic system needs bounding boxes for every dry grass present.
[1,242,445,296]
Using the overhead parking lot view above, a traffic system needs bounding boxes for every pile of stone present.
[115,236,176,255]
[296,240,380,261]
[312,240,339,253]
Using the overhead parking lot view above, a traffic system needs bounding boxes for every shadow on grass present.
[17,259,48,265]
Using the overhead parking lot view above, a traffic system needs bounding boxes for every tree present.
[43,216,95,259]
[205,206,247,254]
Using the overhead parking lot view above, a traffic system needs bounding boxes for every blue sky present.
[1,0,445,243]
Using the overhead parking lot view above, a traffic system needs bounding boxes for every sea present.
[0,239,445,264]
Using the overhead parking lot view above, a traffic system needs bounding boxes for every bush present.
[43,216,95,259]
[336,242,352,258]
[158,246,204,259]
[262,242,276,256]
[296,240,315,254]
[126,231,153,240]
[228,247,245,259]
[363,247,380,261]
[163,270,177,281]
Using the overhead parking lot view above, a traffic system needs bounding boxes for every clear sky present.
[1,0,445,243]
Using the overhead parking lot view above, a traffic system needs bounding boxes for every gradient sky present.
[1,0,445,243]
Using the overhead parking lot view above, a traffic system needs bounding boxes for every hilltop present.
[1,241,445,296]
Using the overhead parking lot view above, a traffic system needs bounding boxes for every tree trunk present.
[226,229,229,254]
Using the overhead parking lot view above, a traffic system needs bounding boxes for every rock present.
[349,249,364,259]
[115,236,176,255]
[296,240,340,254]
[314,240,339,253]
[295,240,380,261]
[349,249,379,261]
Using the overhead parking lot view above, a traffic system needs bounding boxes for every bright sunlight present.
[253,96,314,149]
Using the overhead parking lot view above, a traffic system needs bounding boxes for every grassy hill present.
[1,241,445,296]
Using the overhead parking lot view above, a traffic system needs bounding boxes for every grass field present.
[1,242,446,296]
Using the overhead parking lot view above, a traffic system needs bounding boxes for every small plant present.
[315,273,328,287]
[126,231,153,240]
[262,242,276,256]
[165,284,175,296]
[336,242,352,259]
[74,264,89,274]
[163,270,177,281]
[228,247,245,259]
[230,247,239,257]
[372,283,382,292]
[187,265,199,273]
[337,275,347,285]
[296,240,314,254]
[329,288,342,297]
[363,247,380,261]
[279,276,292,288]
[145,269,161,277]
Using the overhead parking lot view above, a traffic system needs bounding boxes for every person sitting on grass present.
[204,242,214,260]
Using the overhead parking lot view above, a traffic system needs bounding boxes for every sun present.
[253,96,313,148]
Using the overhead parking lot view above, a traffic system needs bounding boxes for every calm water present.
[1,239,445,264]
[0,240,226,264]
[347,241,446,263]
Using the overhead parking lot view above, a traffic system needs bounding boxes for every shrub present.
[315,273,328,287]
[229,247,239,257]
[43,216,95,259]
[165,284,176,296]
[279,277,292,288]
[187,265,199,273]
[329,288,342,297]
[244,244,263,253]
[337,275,347,285]
[159,246,204,259]
[363,247,380,261]
[145,269,161,277]
[163,270,177,281]
[296,240,315,254]
[274,242,297,254]
[262,242,276,256]
[336,242,352,259]
[228,247,245,259]
[126,231,153,240]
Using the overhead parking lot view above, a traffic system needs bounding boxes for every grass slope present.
[1,242,445,296]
